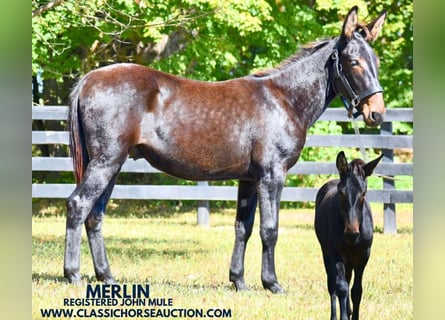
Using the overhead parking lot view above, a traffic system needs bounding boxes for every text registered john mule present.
[314,151,383,320]
[64,6,387,293]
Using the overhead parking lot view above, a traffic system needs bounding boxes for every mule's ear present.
[366,10,387,42]
[363,154,384,177]
[336,151,348,176]
[342,6,359,40]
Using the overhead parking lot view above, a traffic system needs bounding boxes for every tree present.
[32,0,412,106]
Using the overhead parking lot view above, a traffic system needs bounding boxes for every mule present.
[64,6,387,293]
[314,151,383,319]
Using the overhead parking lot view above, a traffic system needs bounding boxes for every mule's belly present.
[130,144,252,181]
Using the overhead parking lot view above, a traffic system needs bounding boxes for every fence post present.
[197,181,210,227]
[381,121,397,234]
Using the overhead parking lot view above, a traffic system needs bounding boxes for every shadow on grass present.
[32,198,208,219]
[32,272,66,283]
[33,234,207,260]
[133,279,250,294]
[105,237,208,260]
[31,272,244,294]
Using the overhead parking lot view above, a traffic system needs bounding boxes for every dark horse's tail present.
[69,79,89,184]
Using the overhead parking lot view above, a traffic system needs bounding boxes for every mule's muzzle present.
[370,111,383,124]
[360,92,385,126]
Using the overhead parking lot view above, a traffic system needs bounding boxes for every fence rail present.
[32,106,413,233]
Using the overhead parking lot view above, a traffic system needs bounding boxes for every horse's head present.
[336,151,383,244]
[332,6,387,126]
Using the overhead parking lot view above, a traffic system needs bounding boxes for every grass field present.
[32,206,412,319]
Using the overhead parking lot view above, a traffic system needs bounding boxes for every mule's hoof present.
[96,272,116,284]
[102,277,116,284]
[64,271,81,284]
[231,280,249,292]
[265,282,285,294]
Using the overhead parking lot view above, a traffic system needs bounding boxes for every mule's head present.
[333,6,387,126]
[336,151,383,244]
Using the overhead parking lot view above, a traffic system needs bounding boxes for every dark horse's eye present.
[350,60,360,67]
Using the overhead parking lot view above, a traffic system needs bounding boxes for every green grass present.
[32,208,412,319]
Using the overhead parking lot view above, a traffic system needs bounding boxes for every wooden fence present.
[32,106,413,233]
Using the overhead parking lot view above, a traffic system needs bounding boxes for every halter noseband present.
[331,44,383,118]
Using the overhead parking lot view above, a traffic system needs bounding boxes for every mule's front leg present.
[230,180,257,291]
[257,172,285,294]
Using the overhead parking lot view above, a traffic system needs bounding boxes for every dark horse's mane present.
[252,37,334,78]
[347,159,367,177]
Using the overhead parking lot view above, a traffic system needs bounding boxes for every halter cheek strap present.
[331,47,383,118]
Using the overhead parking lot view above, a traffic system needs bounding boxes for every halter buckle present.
[351,96,360,107]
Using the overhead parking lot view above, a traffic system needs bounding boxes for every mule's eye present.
[350,60,360,67]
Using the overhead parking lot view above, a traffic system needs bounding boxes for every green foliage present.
[33,0,413,98]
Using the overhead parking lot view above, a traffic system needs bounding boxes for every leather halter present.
[331,43,383,118]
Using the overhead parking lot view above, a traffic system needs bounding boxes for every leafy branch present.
[32,0,64,18]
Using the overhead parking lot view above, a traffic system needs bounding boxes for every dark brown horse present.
[314,151,383,319]
[64,6,386,293]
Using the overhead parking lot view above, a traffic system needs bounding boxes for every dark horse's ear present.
[363,154,384,177]
[366,10,387,42]
[341,6,359,40]
[336,151,348,176]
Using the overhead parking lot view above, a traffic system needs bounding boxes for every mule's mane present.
[253,21,372,78]
[252,38,333,78]
[355,22,372,41]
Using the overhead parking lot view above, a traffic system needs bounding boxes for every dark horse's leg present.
[335,260,350,320]
[345,264,353,318]
[84,172,120,283]
[351,253,370,320]
[257,168,285,293]
[322,252,338,320]
[229,180,257,291]
[64,159,123,283]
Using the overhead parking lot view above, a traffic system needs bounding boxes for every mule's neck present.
[266,38,338,129]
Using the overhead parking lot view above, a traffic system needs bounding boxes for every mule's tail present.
[69,80,89,184]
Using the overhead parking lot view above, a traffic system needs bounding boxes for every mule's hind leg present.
[257,169,285,293]
[85,171,120,283]
[229,180,257,291]
[64,160,122,284]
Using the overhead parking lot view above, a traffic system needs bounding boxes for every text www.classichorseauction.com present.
[40,283,232,318]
